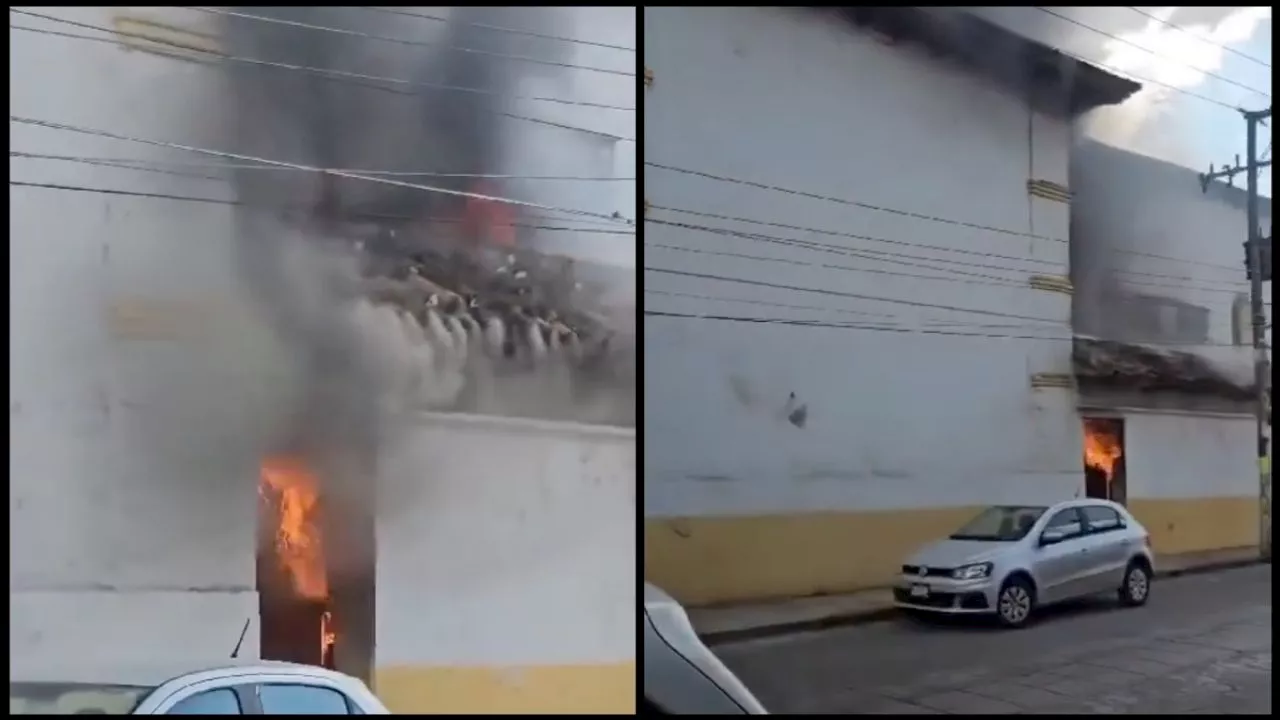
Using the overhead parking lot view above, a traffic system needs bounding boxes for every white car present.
[10,659,390,714]
[643,583,768,714]
[894,499,1155,628]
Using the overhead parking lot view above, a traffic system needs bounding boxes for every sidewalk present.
[689,546,1264,645]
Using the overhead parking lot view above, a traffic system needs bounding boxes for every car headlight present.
[952,562,992,580]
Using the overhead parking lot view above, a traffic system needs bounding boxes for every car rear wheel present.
[996,576,1035,629]
[1118,560,1152,607]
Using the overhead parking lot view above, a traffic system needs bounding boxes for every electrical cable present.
[647,205,1251,292]
[1126,6,1272,69]
[646,241,1025,289]
[8,180,637,236]
[643,265,1066,325]
[1033,6,1270,100]
[10,151,636,182]
[8,13,634,111]
[8,17,636,140]
[11,152,634,229]
[645,307,1249,347]
[181,7,634,77]
[359,7,636,53]
[644,288,1084,331]
[644,162,1252,275]
[11,116,635,226]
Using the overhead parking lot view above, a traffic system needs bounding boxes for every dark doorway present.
[1082,417,1126,504]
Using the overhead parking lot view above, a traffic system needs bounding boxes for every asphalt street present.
[713,564,1271,714]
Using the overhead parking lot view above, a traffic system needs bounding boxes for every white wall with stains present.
[643,7,1088,520]
[372,412,636,712]
[1122,411,1257,501]
[10,6,273,669]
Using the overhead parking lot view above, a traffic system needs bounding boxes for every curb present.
[701,557,1266,647]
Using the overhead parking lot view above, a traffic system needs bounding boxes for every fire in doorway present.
[259,457,336,669]
[1082,417,1126,504]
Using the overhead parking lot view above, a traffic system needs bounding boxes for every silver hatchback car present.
[894,499,1154,628]
[644,583,768,714]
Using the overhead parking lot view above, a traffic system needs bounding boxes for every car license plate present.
[910,584,929,598]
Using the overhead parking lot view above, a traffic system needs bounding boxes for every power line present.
[1034,6,1269,100]
[646,240,1025,290]
[9,16,637,141]
[646,221,1034,287]
[359,7,636,53]
[8,180,636,236]
[10,154,629,228]
[11,116,634,227]
[649,203,1251,289]
[182,7,634,77]
[645,308,1075,342]
[1126,6,1272,69]
[10,151,636,182]
[644,266,1066,325]
[644,164,1251,275]
[644,307,1248,347]
[9,13,635,112]
[645,288,1079,331]
[647,214,1252,297]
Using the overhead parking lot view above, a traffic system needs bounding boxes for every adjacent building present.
[1070,139,1272,560]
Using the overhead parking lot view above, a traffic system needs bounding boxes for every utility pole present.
[1199,106,1272,562]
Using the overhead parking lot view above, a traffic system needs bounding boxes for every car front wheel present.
[995,576,1035,629]
[1118,560,1152,607]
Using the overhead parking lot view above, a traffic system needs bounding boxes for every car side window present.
[1081,505,1124,532]
[1044,508,1084,539]
[258,684,353,715]
[167,688,243,714]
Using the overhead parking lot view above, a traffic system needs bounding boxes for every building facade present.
[1070,139,1272,560]
[11,7,635,713]
[643,7,1137,605]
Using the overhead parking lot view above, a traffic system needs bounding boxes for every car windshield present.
[950,505,1047,541]
[10,682,154,715]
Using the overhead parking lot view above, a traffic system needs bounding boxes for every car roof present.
[644,582,679,611]
[1049,498,1128,512]
[11,659,350,688]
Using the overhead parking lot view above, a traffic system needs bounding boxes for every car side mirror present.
[1039,528,1067,546]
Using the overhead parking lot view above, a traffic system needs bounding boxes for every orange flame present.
[464,181,516,248]
[321,610,337,667]
[260,457,328,600]
[1083,420,1123,481]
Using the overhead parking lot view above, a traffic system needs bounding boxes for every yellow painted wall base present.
[646,507,980,606]
[1128,496,1260,555]
[374,661,636,715]
[646,496,1261,607]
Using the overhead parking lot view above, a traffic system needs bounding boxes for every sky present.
[970,6,1272,197]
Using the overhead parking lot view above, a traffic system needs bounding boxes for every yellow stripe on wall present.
[1128,497,1259,555]
[645,507,980,606]
[374,661,636,715]
[646,497,1261,606]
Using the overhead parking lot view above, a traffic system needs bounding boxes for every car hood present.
[907,538,1012,568]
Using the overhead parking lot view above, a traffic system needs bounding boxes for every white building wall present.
[505,7,637,270]
[1123,412,1257,501]
[10,6,635,671]
[10,6,269,669]
[643,6,1087,604]
[373,413,635,713]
